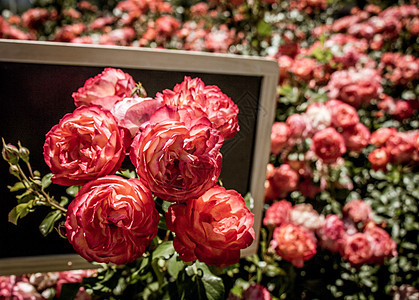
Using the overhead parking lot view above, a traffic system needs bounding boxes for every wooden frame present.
[0,39,278,275]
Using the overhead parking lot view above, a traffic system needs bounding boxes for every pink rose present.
[156,77,239,140]
[311,127,346,164]
[242,284,272,300]
[343,199,373,224]
[290,203,325,231]
[130,106,223,202]
[386,131,416,163]
[317,214,346,253]
[370,127,397,147]
[43,106,130,186]
[364,224,397,264]
[55,270,96,299]
[340,233,372,267]
[304,102,331,133]
[263,199,292,228]
[166,185,255,266]
[72,68,136,111]
[368,148,390,171]
[291,57,316,81]
[270,122,290,154]
[341,123,371,153]
[326,99,359,129]
[286,113,309,138]
[270,224,317,268]
[65,175,159,264]
[110,97,163,137]
[270,164,300,197]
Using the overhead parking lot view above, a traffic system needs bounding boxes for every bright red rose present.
[343,199,372,224]
[155,76,239,139]
[317,214,346,253]
[370,127,396,147]
[43,106,130,186]
[130,106,223,202]
[340,233,372,267]
[72,68,136,111]
[311,127,346,164]
[326,99,359,129]
[364,223,397,264]
[341,123,370,153]
[166,185,255,266]
[270,224,317,268]
[368,148,390,171]
[263,199,292,228]
[270,122,290,155]
[65,175,159,264]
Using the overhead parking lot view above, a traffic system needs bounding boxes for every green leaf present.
[158,214,168,231]
[244,193,254,211]
[256,20,271,37]
[167,252,184,278]
[152,241,174,260]
[66,185,81,198]
[195,262,225,300]
[8,181,25,192]
[116,169,137,179]
[39,210,63,237]
[8,203,30,225]
[41,173,53,189]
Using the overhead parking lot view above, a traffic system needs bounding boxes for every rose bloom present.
[370,127,397,147]
[155,76,239,140]
[166,185,255,266]
[72,68,136,111]
[341,123,370,153]
[343,199,373,224]
[290,203,325,231]
[393,100,416,120]
[311,127,346,164]
[286,113,310,138]
[317,214,346,253]
[130,106,223,202]
[111,97,163,137]
[65,175,159,264]
[270,224,317,268]
[270,122,290,154]
[364,223,397,264]
[55,270,96,300]
[304,102,331,133]
[326,99,359,129]
[43,106,130,186]
[368,148,390,171]
[263,199,292,228]
[291,57,316,81]
[270,164,300,197]
[242,284,272,300]
[340,233,372,267]
[386,131,416,163]
[276,55,294,84]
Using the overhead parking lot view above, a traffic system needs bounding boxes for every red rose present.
[166,185,255,266]
[317,214,346,253]
[364,223,397,264]
[340,233,372,267]
[270,122,290,155]
[270,224,317,268]
[343,199,372,224]
[130,106,223,202]
[43,106,130,186]
[368,148,390,171]
[263,199,292,228]
[326,99,359,129]
[155,76,239,140]
[370,127,396,147]
[341,123,370,153]
[312,127,346,164]
[65,175,159,264]
[72,68,136,111]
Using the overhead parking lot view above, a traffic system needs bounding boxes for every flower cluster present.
[41,68,253,266]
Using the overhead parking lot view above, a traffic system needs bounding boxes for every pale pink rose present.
[343,199,373,224]
[290,203,325,231]
[340,233,372,267]
[12,281,43,300]
[304,102,331,133]
[270,164,300,197]
[155,15,180,36]
[155,76,239,139]
[326,99,359,129]
[316,214,346,253]
[43,106,130,186]
[65,175,159,264]
[386,131,416,163]
[270,224,317,268]
[130,106,223,202]
[99,27,136,46]
[111,97,163,137]
[242,284,272,300]
[286,114,309,138]
[364,223,397,264]
[311,127,346,164]
[166,185,255,266]
[368,148,390,171]
[29,272,59,291]
[190,2,209,17]
[205,27,234,53]
[263,200,292,228]
[341,123,370,153]
[370,127,397,147]
[72,68,136,111]
[270,122,290,154]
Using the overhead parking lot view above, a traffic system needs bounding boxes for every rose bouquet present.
[2,68,255,299]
